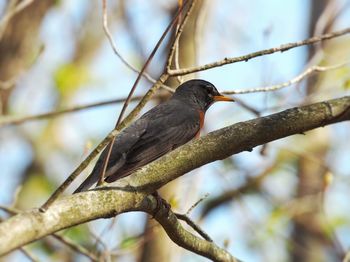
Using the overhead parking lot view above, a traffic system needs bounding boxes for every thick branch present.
[0,96,349,255]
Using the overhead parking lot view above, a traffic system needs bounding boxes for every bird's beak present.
[213,95,235,102]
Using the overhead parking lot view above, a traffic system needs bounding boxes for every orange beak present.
[213,95,235,102]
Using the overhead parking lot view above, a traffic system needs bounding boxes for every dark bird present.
[74,79,234,193]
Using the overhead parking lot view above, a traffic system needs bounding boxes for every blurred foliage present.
[54,63,90,96]
[17,173,54,209]
[120,236,140,250]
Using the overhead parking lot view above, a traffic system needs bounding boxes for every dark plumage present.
[74,79,234,193]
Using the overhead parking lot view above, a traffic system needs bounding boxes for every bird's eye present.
[205,85,213,91]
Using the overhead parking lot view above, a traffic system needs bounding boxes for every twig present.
[231,97,261,116]
[175,213,213,242]
[0,96,140,127]
[18,246,40,262]
[166,0,197,72]
[223,61,350,94]
[0,205,99,261]
[172,0,186,83]
[98,0,190,186]
[52,234,99,262]
[0,90,176,127]
[39,129,115,211]
[101,0,171,92]
[168,27,350,76]
[186,193,209,215]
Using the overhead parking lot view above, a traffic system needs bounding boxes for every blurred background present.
[0,0,350,261]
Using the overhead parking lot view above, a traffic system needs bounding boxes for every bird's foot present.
[151,191,171,218]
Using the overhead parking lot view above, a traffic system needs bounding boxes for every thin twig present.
[173,0,185,83]
[232,97,261,116]
[0,96,142,127]
[39,130,116,211]
[52,234,99,262]
[0,89,175,128]
[101,0,172,91]
[223,61,350,94]
[168,27,350,76]
[0,205,99,261]
[166,0,197,72]
[98,0,190,186]
[19,247,40,262]
[186,193,209,215]
[175,213,213,242]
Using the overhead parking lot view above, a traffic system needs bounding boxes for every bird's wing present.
[73,118,148,193]
[105,102,200,182]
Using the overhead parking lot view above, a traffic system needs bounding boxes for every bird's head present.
[172,79,234,111]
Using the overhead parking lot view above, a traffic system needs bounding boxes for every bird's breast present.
[195,110,205,138]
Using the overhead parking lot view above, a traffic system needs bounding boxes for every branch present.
[168,27,350,76]
[0,91,175,127]
[0,205,99,261]
[140,196,238,262]
[0,96,349,255]
[0,217,39,262]
[174,213,213,242]
[0,96,143,127]
[223,61,350,94]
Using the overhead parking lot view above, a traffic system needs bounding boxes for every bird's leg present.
[151,191,171,218]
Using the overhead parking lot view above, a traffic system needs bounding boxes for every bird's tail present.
[73,171,99,194]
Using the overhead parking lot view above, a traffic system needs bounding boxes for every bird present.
[74,79,234,193]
